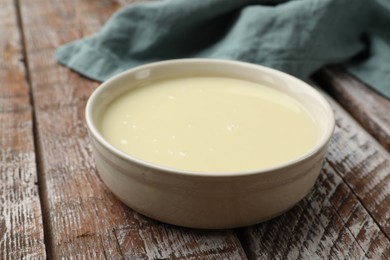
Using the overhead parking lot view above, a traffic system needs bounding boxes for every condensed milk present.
[99,76,319,172]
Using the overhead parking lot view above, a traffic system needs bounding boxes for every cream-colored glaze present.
[99,76,318,172]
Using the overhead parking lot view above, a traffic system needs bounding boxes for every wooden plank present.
[0,0,46,258]
[238,93,390,258]
[314,66,390,152]
[20,0,247,258]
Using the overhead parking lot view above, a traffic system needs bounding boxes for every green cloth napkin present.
[56,0,390,97]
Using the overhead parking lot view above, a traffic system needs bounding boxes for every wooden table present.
[1,0,390,259]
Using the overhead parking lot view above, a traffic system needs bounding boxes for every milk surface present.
[99,77,318,172]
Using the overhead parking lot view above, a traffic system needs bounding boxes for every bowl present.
[85,59,334,229]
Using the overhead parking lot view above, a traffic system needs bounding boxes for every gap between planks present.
[327,155,390,243]
[13,0,54,258]
[314,66,390,152]
[318,84,390,242]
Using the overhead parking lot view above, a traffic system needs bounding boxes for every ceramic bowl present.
[85,59,334,229]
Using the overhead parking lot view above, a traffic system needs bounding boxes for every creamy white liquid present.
[99,77,318,173]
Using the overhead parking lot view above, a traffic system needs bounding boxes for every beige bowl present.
[86,59,334,229]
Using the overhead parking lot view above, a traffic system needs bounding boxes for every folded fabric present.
[56,0,390,97]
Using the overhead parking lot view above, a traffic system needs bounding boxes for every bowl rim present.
[85,58,335,177]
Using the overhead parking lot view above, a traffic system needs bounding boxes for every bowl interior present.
[86,59,334,175]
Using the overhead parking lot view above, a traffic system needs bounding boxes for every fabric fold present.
[56,0,390,97]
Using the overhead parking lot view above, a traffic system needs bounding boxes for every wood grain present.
[20,0,247,258]
[314,66,390,152]
[14,0,390,258]
[238,94,390,259]
[0,0,46,258]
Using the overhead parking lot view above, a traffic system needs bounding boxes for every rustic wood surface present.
[1,0,390,259]
[314,66,390,153]
[0,0,46,258]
